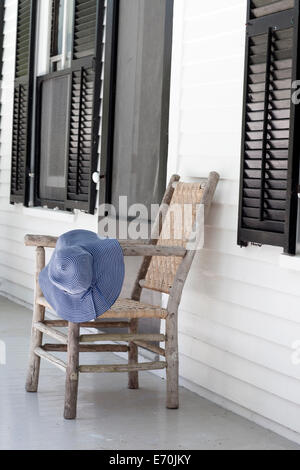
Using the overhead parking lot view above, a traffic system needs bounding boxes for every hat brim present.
[39,237,125,323]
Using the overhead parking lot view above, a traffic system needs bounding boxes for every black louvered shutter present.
[238,0,300,254]
[65,0,105,214]
[10,0,37,205]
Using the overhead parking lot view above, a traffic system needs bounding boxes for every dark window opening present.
[50,0,63,58]
[50,0,74,72]
[37,72,71,207]
[103,0,173,217]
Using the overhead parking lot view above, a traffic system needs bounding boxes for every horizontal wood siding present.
[169,0,300,437]
[0,0,98,304]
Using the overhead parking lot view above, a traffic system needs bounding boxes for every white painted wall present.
[168,0,300,442]
[0,0,98,305]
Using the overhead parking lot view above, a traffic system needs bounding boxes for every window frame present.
[32,0,106,214]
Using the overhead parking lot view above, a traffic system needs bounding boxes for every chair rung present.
[80,321,130,328]
[79,361,167,373]
[43,320,68,327]
[43,320,130,328]
[34,322,68,344]
[34,347,67,372]
[133,340,165,357]
[43,344,129,353]
[79,333,166,343]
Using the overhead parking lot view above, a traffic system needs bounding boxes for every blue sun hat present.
[39,230,125,323]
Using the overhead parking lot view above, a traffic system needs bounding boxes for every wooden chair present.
[24,172,219,419]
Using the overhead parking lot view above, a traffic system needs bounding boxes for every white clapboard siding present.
[168,0,300,440]
[183,58,245,86]
[179,333,300,405]
[0,0,99,304]
[179,355,300,436]
[0,279,33,305]
[204,227,283,264]
[182,267,300,325]
[179,315,300,380]
[194,250,300,298]
[179,296,300,348]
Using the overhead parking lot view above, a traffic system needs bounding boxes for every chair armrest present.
[25,234,58,248]
[24,235,151,248]
[24,235,187,257]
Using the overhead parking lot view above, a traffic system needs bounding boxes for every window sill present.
[22,206,76,222]
[12,204,96,226]
[279,254,300,272]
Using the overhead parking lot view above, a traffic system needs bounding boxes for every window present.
[9,0,172,215]
[10,0,107,214]
[238,0,300,255]
[50,0,75,71]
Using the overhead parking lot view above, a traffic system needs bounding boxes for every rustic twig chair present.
[24,172,219,419]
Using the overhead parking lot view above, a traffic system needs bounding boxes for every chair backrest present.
[24,172,219,308]
[142,180,206,294]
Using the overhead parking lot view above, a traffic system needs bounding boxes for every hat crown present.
[39,230,125,322]
[49,246,93,295]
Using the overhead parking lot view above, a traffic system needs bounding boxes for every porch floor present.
[0,295,299,450]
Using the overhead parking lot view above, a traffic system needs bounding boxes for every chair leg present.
[166,313,179,409]
[64,322,80,420]
[128,318,139,389]
[26,247,45,393]
[25,318,45,392]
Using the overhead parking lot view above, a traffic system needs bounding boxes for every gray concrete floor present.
[0,295,299,450]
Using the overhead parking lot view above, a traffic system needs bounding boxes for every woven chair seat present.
[38,296,168,320]
[102,298,168,319]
